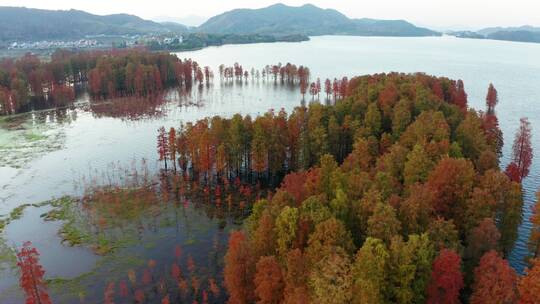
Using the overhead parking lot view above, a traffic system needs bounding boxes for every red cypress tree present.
[299,79,307,99]
[224,231,255,304]
[486,83,498,114]
[505,117,533,182]
[104,282,115,304]
[453,79,468,111]
[280,171,308,205]
[504,162,521,184]
[426,249,463,304]
[324,78,332,100]
[309,82,317,101]
[119,280,129,298]
[168,127,177,172]
[16,241,52,304]
[519,258,540,304]
[470,250,518,304]
[332,78,339,100]
[339,77,348,98]
[161,294,170,304]
[315,78,321,100]
[254,256,285,304]
[157,126,169,170]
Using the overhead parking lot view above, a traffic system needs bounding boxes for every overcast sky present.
[0,0,538,29]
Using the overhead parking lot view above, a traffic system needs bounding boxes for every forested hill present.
[198,3,440,37]
[0,4,439,42]
[0,7,182,41]
[452,25,540,44]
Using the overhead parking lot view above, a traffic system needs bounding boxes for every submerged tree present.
[505,117,533,183]
[157,126,169,170]
[16,241,51,304]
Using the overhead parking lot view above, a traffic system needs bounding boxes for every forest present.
[0,48,315,116]
[152,73,539,303]
[0,49,206,115]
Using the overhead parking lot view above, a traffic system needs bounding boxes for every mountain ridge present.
[0,6,183,41]
[198,3,440,37]
[0,4,441,42]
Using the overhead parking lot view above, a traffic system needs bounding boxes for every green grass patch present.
[23,131,47,142]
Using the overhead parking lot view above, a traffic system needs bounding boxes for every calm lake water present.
[1,35,539,301]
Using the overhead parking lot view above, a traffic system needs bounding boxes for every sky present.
[0,0,538,30]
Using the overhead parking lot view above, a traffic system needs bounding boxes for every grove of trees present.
[159,72,536,303]
[0,49,207,115]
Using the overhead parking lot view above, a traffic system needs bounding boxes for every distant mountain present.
[0,6,173,41]
[487,30,540,43]
[478,25,540,36]
[199,3,440,37]
[159,22,190,33]
[0,4,440,43]
[449,25,540,44]
[153,15,208,27]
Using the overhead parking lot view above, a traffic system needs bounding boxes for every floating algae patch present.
[0,238,17,273]
[0,112,67,169]
[41,196,141,256]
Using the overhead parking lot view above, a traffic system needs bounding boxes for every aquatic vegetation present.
[0,110,69,169]
[0,238,17,272]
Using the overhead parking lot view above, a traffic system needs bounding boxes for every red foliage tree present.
[339,77,348,98]
[280,171,308,205]
[470,250,518,304]
[157,126,169,170]
[104,282,115,304]
[119,280,129,298]
[16,241,52,304]
[50,84,75,106]
[254,256,285,304]
[453,79,468,111]
[324,78,332,100]
[504,162,521,184]
[505,117,533,183]
[315,78,321,100]
[332,78,339,101]
[168,127,177,172]
[309,82,317,101]
[224,231,255,304]
[519,258,540,304]
[426,249,463,304]
[426,158,475,221]
[486,83,498,114]
[466,218,501,263]
[299,79,307,99]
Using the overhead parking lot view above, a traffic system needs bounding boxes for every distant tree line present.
[0,49,208,115]
[147,33,309,52]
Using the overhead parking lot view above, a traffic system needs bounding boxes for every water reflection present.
[90,95,169,121]
[1,159,267,303]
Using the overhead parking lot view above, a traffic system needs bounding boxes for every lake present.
[1,35,539,302]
